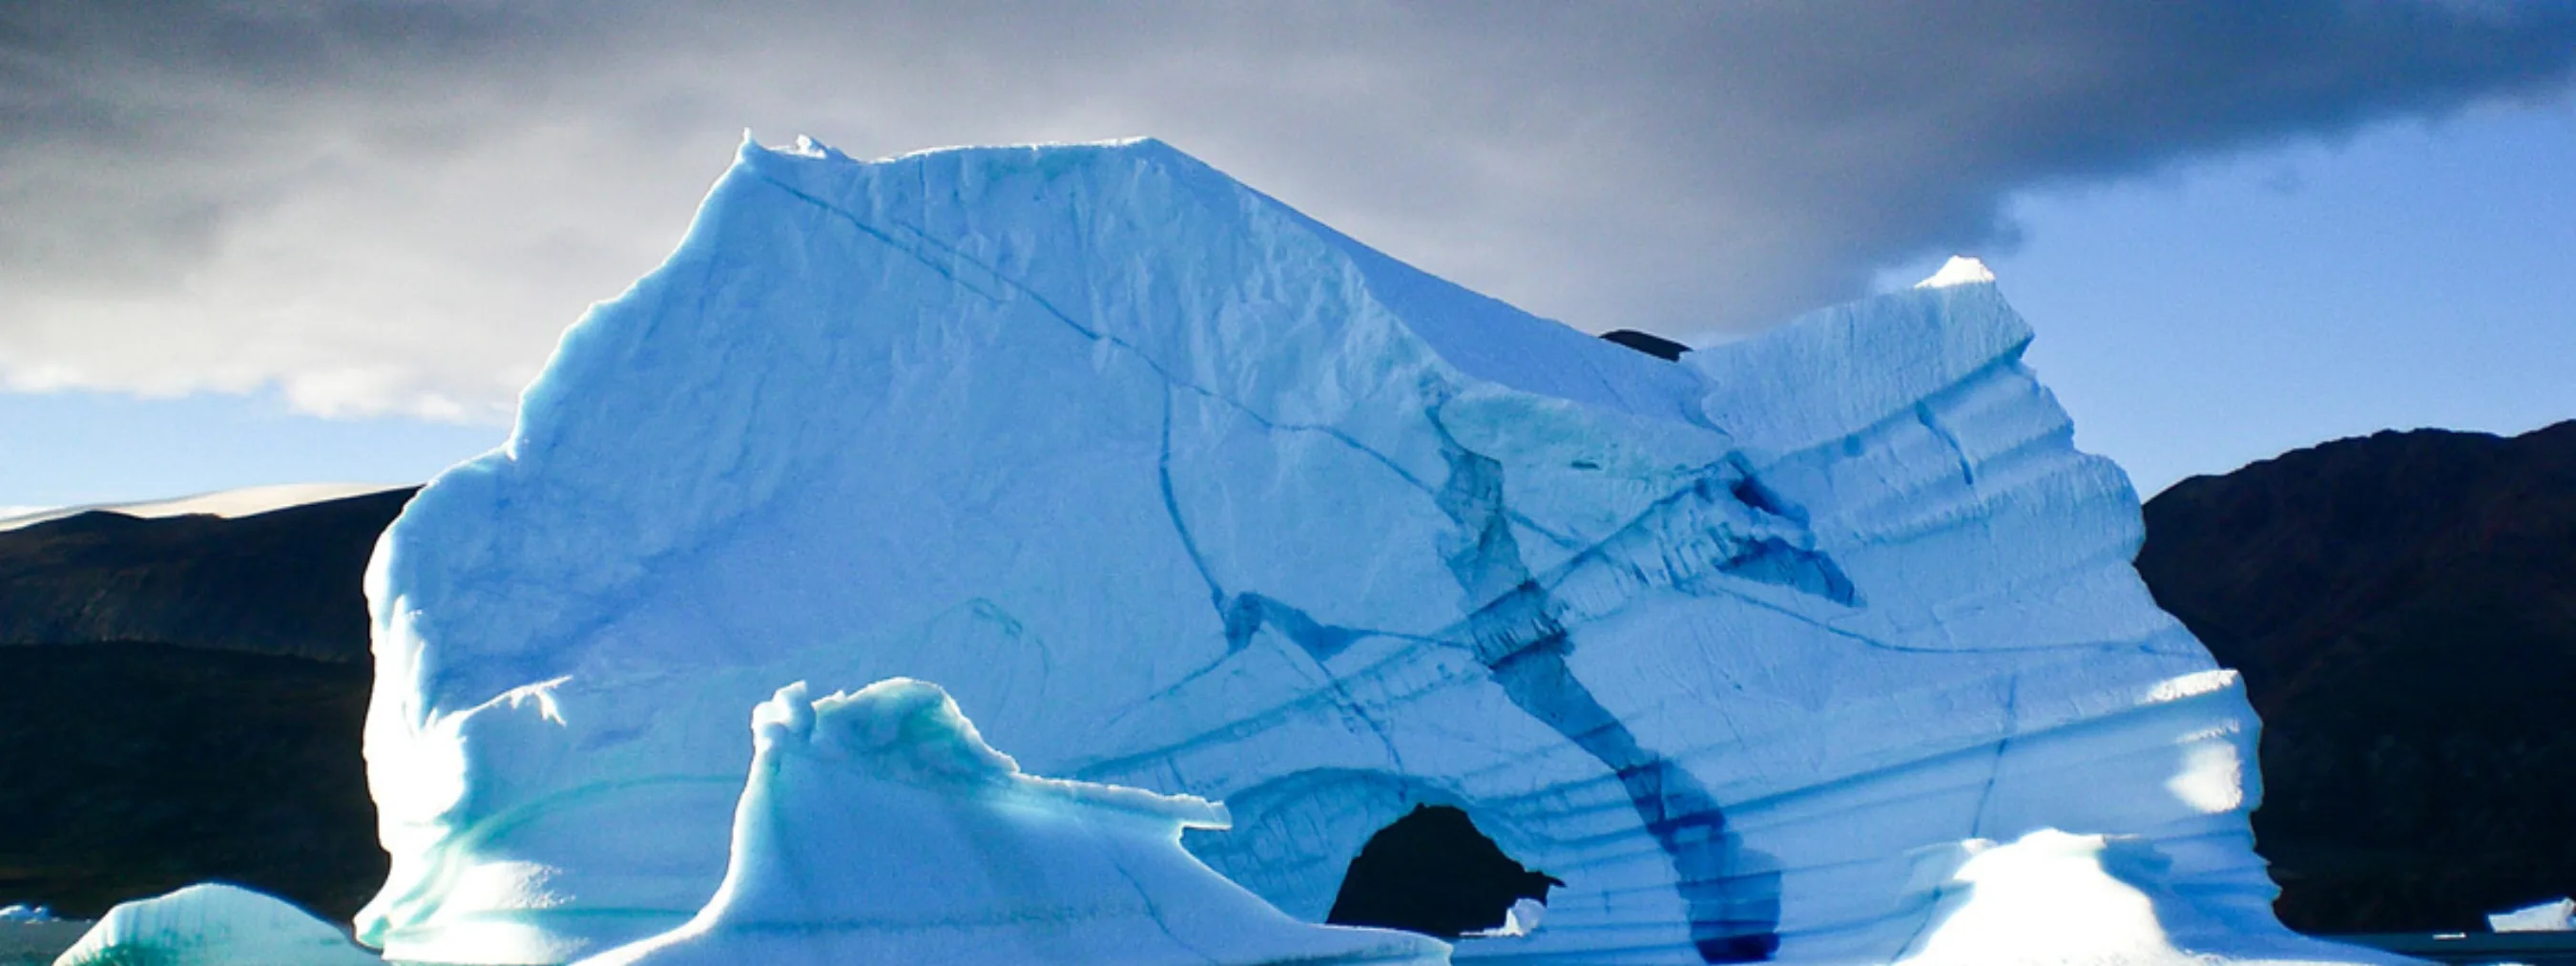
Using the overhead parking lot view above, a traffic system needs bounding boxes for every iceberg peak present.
[1915,255,1998,289]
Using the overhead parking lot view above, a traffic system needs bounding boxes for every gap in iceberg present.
[1326,804,1563,940]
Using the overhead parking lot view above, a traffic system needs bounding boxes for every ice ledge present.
[577,679,1447,965]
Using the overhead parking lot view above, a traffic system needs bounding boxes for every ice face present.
[51,883,382,966]
[360,136,2387,964]
[573,679,1447,965]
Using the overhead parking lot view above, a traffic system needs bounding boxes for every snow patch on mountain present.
[0,482,406,533]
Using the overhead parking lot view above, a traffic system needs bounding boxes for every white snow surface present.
[0,483,405,533]
[358,136,2398,964]
[2490,897,2576,933]
[1462,899,1547,940]
[1913,256,1996,289]
[576,678,1447,965]
[1893,830,2398,966]
[50,883,381,966]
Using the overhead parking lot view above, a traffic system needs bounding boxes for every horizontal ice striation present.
[575,678,1446,965]
[361,137,2387,964]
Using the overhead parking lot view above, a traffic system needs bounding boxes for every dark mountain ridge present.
[0,488,415,919]
[2138,419,2576,933]
[0,487,418,663]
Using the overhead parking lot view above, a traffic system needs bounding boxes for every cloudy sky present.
[4,1,2574,510]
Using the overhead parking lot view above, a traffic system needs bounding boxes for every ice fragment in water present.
[52,883,381,966]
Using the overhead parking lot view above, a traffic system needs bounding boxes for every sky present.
[4,1,2573,512]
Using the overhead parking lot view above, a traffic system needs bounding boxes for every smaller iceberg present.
[2489,897,2576,933]
[0,904,54,923]
[579,679,1448,965]
[51,882,382,966]
[1460,898,1547,939]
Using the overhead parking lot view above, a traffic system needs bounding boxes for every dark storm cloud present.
[2,3,531,283]
[2,0,2571,416]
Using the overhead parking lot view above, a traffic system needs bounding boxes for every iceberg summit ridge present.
[357,135,2399,964]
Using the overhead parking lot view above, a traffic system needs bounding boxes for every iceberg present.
[359,136,2398,964]
[576,678,1445,965]
[51,883,381,966]
[2489,897,2576,933]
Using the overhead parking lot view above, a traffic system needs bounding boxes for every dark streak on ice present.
[1155,388,1387,669]
[1149,387,1408,764]
[1915,401,1978,488]
[1157,388,1226,611]
[1729,474,1803,526]
[1727,536,1858,604]
[753,171,1815,958]
[1223,592,1365,663]
[1424,423,1784,963]
[758,171,1449,506]
[755,170,1589,554]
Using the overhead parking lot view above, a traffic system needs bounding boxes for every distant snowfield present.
[0,482,407,534]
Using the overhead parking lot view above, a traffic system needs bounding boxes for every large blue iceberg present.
[356,136,2402,965]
